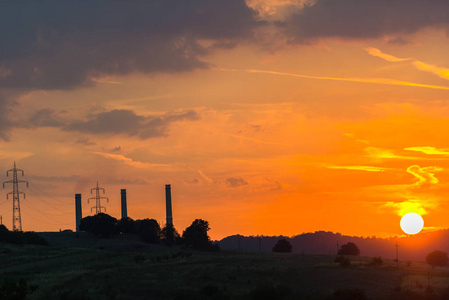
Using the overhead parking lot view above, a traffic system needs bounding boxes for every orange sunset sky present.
[0,0,449,240]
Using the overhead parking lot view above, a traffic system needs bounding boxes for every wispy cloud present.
[366,47,449,81]
[383,200,428,216]
[405,146,449,156]
[365,47,411,62]
[227,133,289,146]
[215,68,449,90]
[0,150,34,161]
[90,152,166,169]
[364,147,418,160]
[327,165,389,172]
[91,78,124,84]
[406,165,443,187]
[197,170,214,184]
[413,61,449,81]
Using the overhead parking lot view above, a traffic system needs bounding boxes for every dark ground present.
[0,232,448,300]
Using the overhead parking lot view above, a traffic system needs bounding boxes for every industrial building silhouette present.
[75,184,174,233]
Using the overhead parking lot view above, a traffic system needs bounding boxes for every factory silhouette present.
[1,161,176,235]
[74,183,174,233]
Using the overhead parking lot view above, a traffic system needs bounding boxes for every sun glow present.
[400,213,424,235]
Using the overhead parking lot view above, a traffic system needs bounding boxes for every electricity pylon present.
[88,182,108,214]
[3,162,28,231]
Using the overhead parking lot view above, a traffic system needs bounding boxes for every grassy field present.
[1,232,449,300]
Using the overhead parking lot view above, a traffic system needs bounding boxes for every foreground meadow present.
[0,232,448,300]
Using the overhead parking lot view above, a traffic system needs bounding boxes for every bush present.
[335,256,351,267]
[79,213,118,238]
[272,239,292,253]
[0,226,48,246]
[339,257,351,267]
[136,219,161,243]
[426,250,448,268]
[338,242,360,256]
[334,255,344,263]
[369,256,383,266]
[117,217,137,234]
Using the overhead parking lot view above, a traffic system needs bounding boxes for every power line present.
[27,182,73,207]
[25,189,72,214]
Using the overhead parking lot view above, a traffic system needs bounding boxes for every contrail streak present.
[215,68,449,91]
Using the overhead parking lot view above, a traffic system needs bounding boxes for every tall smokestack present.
[75,194,82,232]
[121,189,127,219]
[165,184,173,226]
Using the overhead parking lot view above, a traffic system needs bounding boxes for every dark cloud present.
[26,108,63,128]
[106,177,149,185]
[0,92,15,140]
[111,146,121,152]
[75,138,96,146]
[65,109,200,139]
[185,178,199,185]
[226,177,248,188]
[285,0,449,43]
[0,0,259,90]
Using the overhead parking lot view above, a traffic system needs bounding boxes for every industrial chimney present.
[75,194,82,232]
[165,184,173,226]
[121,189,127,219]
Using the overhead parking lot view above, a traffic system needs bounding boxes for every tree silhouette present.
[161,223,180,244]
[426,250,448,268]
[182,219,212,250]
[117,217,137,234]
[338,242,360,256]
[79,213,118,237]
[136,218,161,243]
[272,238,292,253]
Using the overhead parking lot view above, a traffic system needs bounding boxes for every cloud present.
[0,149,34,161]
[0,1,260,90]
[364,147,418,160]
[405,146,449,156]
[106,177,150,185]
[226,177,248,188]
[90,152,167,169]
[74,138,96,146]
[413,61,449,81]
[65,109,200,139]
[25,108,63,128]
[198,170,214,184]
[365,48,411,62]
[406,165,443,187]
[111,146,121,153]
[383,200,428,216]
[285,0,449,42]
[366,48,449,81]
[184,178,199,185]
[0,91,19,140]
[327,165,389,172]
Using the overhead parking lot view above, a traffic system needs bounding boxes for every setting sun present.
[400,213,424,235]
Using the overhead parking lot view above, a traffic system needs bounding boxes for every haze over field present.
[0,1,449,240]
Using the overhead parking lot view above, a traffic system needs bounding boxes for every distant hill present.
[218,229,449,261]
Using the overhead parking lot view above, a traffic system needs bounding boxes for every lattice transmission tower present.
[88,182,109,214]
[3,162,28,231]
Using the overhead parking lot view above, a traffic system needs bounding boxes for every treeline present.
[219,230,449,261]
[0,224,48,246]
[79,213,218,251]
